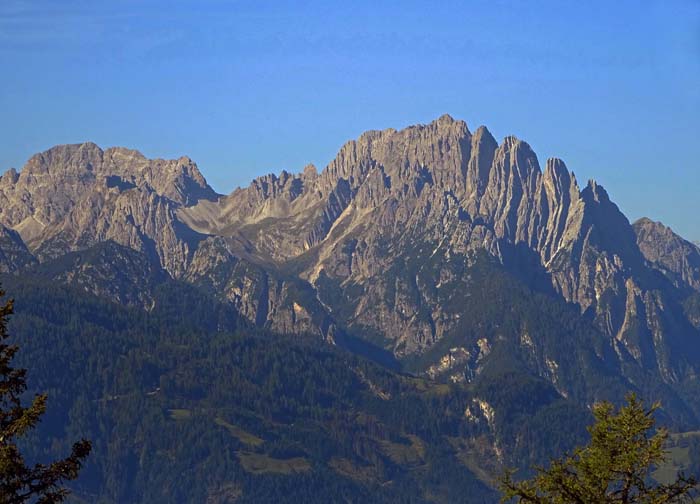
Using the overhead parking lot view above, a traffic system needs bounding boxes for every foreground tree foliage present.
[500,394,698,503]
[0,290,91,503]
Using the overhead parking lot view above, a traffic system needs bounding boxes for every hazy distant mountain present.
[1,115,700,501]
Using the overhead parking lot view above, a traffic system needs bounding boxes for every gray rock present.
[2,116,699,390]
[633,217,700,291]
[0,224,36,273]
[0,142,217,277]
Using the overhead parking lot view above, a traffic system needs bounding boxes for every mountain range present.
[1,114,699,502]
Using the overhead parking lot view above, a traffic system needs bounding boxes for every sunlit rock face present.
[0,142,217,278]
[2,115,700,397]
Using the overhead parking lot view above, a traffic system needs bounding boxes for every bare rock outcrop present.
[0,225,36,273]
[0,142,217,277]
[2,116,698,389]
[633,217,700,291]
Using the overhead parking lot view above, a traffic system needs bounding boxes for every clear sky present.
[1,0,699,239]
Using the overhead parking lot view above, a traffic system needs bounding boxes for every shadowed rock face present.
[0,225,36,273]
[2,115,699,392]
[633,217,700,291]
[27,240,169,308]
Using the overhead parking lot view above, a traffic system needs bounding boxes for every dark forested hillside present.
[0,274,598,503]
[5,239,698,503]
[2,279,486,502]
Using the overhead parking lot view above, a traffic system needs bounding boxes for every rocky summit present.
[3,114,700,503]
[2,115,700,420]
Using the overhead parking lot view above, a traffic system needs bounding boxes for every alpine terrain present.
[1,115,699,502]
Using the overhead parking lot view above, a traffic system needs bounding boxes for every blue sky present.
[1,0,699,239]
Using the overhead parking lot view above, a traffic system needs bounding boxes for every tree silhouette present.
[0,288,91,503]
[500,394,698,503]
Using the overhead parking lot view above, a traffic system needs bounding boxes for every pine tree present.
[500,394,698,503]
[0,289,91,503]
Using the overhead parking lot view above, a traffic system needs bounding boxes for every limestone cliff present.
[633,217,700,292]
[2,116,699,394]
[0,142,217,277]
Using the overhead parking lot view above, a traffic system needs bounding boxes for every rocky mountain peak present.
[472,125,495,142]
[583,179,610,204]
[303,163,318,179]
[633,217,700,291]
[24,142,103,178]
[0,142,218,277]
[435,112,458,124]
[3,115,698,389]
[0,142,217,230]
[464,126,498,205]
[0,168,19,186]
[543,157,568,179]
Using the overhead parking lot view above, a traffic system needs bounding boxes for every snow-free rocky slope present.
[2,115,700,423]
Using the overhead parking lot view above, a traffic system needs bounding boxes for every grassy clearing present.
[380,435,426,466]
[446,435,500,486]
[652,431,700,484]
[168,408,192,420]
[237,451,311,475]
[214,417,264,447]
[328,457,381,485]
[429,383,454,396]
